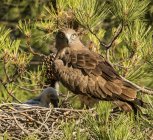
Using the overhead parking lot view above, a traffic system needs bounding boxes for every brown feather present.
[122,87,137,99]
[113,101,133,112]
[92,66,102,76]
[79,75,88,93]
[86,77,95,94]
[77,60,85,67]
[105,81,122,95]
[53,28,142,112]
[97,80,112,96]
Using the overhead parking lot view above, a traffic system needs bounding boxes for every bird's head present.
[55,28,84,51]
[40,87,59,108]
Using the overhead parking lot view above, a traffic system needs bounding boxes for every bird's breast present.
[53,59,106,99]
[54,59,85,92]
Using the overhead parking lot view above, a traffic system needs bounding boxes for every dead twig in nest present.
[0,103,95,139]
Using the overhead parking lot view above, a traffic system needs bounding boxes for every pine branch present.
[88,22,123,50]
[121,76,153,95]
[26,37,45,57]
[101,23,123,49]
[0,80,21,103]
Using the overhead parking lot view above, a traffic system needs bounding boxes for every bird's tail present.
[132,98,150,109]
[113,99,150,114]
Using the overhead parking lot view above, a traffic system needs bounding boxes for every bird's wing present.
[60,49,137,100]
[24,98,40,105]
[68,49,120,80]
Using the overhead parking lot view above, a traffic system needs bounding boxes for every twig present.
[12,113,29,135]
[101,23,123,49]
[0,57,22,103]
[0,103,95,139]
[8,106,52,130]
[33,109,52,133]
[0,80,21,103]
[106,49,110,62]
[26,37,45,57]
[54,107,95,112]
[87,22,123,50]
[0,103,95,112]
[13,83,43,92]
[87,25,102,44]
[7,105,38,121]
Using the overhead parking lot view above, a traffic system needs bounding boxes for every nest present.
[0,103,94,139]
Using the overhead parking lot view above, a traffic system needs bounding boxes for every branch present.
[2,56,21,83]
[13,83,43,92]
[12,113,29,135]
[87,22,123,50]
[26,37,45,57]
[100,23,123,49]
[108,58,153,95]
[0,58,22,103]
[87,25,102,44]
[0,80,21,103]
[120,76,153,95]
[106,49,110,63]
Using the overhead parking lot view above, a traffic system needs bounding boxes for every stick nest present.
[0,103,94,139]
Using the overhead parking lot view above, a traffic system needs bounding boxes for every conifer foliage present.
[0,0,153,139]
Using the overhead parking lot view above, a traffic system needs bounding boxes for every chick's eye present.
[58,32,65,39]
[71,33,77,40]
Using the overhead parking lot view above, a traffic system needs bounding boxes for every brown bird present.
[53,28,146,113]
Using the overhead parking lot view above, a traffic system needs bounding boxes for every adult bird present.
[24,87,59,108]
[53,28,147,113]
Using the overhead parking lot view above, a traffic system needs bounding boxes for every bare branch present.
[106,49,110,62]
[87,25,102,44]
[0,63,21,103]
[0,80,21,103]
[12,113,29,135]
[107,59,153,95]
[87,22,123,50]
[100,23,123,49]
[26,37,45,57]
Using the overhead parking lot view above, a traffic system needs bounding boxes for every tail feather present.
[113,101,133,112]
[113,98,150,114]
[132,99,150,108]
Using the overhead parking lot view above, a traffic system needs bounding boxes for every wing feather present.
[69,49,119,79]
[58,48,137,101]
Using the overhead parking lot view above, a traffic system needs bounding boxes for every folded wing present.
[60,49,137,101]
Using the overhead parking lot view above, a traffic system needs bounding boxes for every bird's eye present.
[58,32,65,39]
[70,33,77,40]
